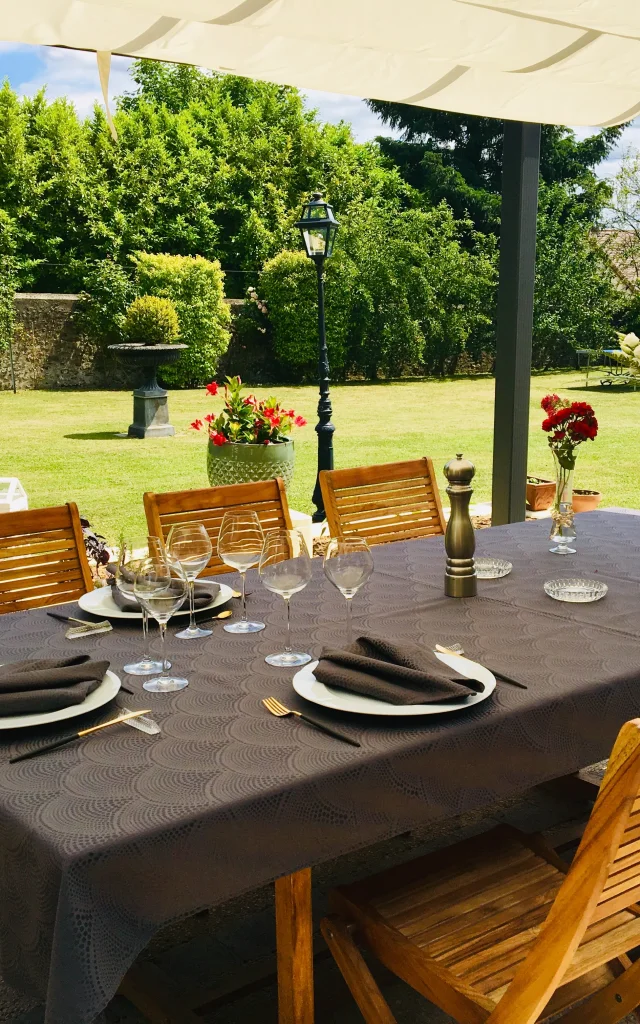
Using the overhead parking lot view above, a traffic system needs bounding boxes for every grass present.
[1,369,636,545]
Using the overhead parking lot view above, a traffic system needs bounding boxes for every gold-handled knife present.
[9,709,153,763]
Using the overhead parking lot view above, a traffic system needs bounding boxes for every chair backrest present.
[143,479,293,576]
[319,458,446,545]
[0,503,94,614]
[488,718,640,1024]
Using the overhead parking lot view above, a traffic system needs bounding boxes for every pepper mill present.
[443,454,477,598]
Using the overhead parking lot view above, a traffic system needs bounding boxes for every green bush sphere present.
[122,295,180,345]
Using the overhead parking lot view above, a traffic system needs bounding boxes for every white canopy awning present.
[1,0,639,127]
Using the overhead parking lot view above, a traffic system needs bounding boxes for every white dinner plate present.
[78,582,233,620]
[292,652,495,717]
[0,669,121,730]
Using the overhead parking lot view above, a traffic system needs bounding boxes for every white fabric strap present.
[96,50,118,142]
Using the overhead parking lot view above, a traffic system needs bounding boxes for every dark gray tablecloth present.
[1,510,640,1024]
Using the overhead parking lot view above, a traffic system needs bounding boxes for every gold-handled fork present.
[262,697,360,747]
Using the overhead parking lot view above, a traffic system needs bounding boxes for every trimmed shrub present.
[131,252,231,387]
[74,259,135,344]
[122,295,180,345]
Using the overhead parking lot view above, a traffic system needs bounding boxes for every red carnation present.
[206,382,219,396]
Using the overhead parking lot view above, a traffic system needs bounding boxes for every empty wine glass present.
[167,523,213,640]
[217,511,265,634]
[134,555,189,692]
[324,535,374,643]
[115,547,164,676]
[259,529,312,667]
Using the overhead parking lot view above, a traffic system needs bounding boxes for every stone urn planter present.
[572,488,602,513]
[526,476,556,511]
[108,343,187,438]
[207,438,295,488]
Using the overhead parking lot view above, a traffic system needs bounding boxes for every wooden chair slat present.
[320,458,446,545]
[144,480,292,577]
[321,720,640,1024]
[0,504,93,615]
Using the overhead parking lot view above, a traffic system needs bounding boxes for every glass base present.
[143,675,189,692]
[224,620,265,634]
[265,651,312,667]
[124,657,167,676]
[175,625,213,639]
[550,544,577,555]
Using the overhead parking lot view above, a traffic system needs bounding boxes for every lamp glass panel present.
[303,226,329,256]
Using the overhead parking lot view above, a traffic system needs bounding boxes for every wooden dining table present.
[1,510,640,1024]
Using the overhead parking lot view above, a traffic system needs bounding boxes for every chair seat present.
[331,825,640,1018]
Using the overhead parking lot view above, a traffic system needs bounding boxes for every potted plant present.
[122,295,180,345]
[191,376,307,488]
[572,488,602,513]
[526,476,556,511]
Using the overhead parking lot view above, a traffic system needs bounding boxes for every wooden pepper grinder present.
[443,454,477,598]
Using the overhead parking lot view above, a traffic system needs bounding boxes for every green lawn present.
[1,370,634,545]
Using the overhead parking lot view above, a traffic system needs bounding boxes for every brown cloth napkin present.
[315,635,482,706]
[109,571,219,613]
[0,655,109,715]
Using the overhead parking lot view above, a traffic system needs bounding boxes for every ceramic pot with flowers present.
[540,394,598,554]
[190,376,307,489]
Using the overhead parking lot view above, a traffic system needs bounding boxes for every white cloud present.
[16,46,133,119]
[303,89,397,142]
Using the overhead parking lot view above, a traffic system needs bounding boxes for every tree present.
[366,101,624,231]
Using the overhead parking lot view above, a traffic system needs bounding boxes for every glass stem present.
[188,578,196,631]
[284,597,292,653]
[241,571,247,622]
[345,596,353,644]
[159,621,168,672]
[142,607,150,657]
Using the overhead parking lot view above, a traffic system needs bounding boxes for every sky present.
[0,41,639,179]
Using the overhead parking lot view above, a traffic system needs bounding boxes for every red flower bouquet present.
[191,376,306,445]
[541,394,598,470]
[540,394,598,554]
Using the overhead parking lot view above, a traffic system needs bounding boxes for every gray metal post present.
[491,120,541,525]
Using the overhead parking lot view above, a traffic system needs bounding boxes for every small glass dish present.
[544,578,608,603]
[475,557,512,579]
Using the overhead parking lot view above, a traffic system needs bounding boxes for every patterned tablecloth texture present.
[1,510,640,1024]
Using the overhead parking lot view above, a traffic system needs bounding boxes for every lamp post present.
[295,192,339,522]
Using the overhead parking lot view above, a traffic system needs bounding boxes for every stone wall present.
[0,294,252,391]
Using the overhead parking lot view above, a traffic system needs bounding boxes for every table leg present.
[275,867,314,1024]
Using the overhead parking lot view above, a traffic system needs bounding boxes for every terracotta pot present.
[526,477,556,511]
[572,489,602,513]
[207,437,295,488]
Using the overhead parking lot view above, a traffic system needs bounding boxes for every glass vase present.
[549,452,576,554]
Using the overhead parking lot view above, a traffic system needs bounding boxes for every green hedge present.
[131,253,231,387]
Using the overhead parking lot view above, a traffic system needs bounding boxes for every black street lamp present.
[295,192,340,522]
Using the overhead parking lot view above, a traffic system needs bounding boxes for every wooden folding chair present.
[319,458,446,545]
[0,503,93,614]
[143,479,293,576]
[321,718,640,1024]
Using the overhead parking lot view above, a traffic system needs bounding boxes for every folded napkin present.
[315,635,482,706]
[0,655,109,715]
[109,570,219,613]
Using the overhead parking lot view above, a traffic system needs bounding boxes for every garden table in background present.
[0,511,640,1024]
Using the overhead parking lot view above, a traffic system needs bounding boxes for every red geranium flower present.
[206,382,219,396]
[294,415,307,427]
[204,413,215,424]
[210,431,227,446]
[191,419,203,430]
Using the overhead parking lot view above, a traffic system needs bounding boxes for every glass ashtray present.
[475,557,512,579]
[544,578,608,603]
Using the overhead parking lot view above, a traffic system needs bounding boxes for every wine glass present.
[217,511,265,634]
[167,523,213,640]
[324,535,374,643]
[259,529,312,667]
[134,555,189,692]
[115,546,164,676]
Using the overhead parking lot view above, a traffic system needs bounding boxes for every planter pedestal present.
[108,344,187,438]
